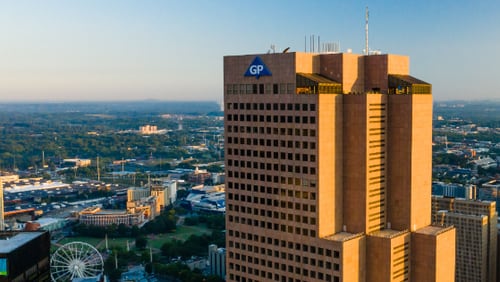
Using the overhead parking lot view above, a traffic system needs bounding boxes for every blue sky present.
[0,0,498,102]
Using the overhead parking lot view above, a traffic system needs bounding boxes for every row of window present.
[226,83,295,95]
[227,168,317,181]
[228,181,316,196]
[227,102,317,111]
[226,142,317,156]
[227,137,316,150]
[228,229,340,257]
[228,204,316,225]
[229,254,339,272]
[226,113,317,124]
[230,250,339,271]
[227,195,316,211]
[228,215,317,237]
[227,184,316,200]
[228,176,317,188]
[229,271,339,282]
[229,162,316,174]
[228,153,316,166]
[227,126,316,137]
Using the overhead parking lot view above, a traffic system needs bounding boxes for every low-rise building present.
[62,158,91,168]
[188,167,211,185]
[79,207,145,226]
[0,231,51,282]
[0,173,19,183]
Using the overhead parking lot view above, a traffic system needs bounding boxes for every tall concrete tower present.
[224,51,456,281]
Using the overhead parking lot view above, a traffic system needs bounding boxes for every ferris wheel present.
[50,241,104,281]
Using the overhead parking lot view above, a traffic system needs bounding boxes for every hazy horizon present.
[1,0,499,102]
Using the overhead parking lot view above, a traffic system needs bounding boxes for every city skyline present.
[1,0,499,102]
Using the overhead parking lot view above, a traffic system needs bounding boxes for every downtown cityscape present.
[1,1,500,282]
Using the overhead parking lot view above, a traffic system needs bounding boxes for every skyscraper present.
[224,51,456,282]
[432,196,497,282]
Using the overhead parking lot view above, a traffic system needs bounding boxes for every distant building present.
[186,258,206,271]
[471,157,497,170]
[188,167,211,185]
[24,218,67,232]
[0,173,19,183]
[62,158,91,168]
[79,207,144,226]
[432,196,497,282]
[479,180,500,212]
[127,196,157,221]
[3,180,70,194]
[151,180,177,213]
[184,185,225,213]
[211,173,225,185]
[120,265,149,281]
[140,125,158,134]
[127,187,150,202]
[0,231,50,282]
[432,182,466,198]
[139,125,166,135]
[208,244,226,279]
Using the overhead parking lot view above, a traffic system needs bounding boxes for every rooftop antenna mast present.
[365,7,369,55]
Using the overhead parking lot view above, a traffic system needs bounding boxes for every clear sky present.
[0,0,498,102]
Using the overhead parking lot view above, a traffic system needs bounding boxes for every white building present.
[208,244,226,279]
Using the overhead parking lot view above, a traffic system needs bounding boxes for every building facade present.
[79,207,144,226]
[209,244,226,279]
[0,231,50,282]
[432,196,497,282]
[479,180,500,212]
[224,52,455,282]
[127,187,151,202]
[151,180,177,213]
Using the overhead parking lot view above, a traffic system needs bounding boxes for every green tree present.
[135,236,148,250]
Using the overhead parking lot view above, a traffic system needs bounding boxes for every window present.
[280,84,287,94]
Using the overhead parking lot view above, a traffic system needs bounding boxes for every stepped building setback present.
[224,51,456,281]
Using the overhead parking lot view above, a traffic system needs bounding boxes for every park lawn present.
[106,237,136,250]
[56,236,136,251]
[57,236,103,247]
[53,225,212,251]
[148,225,212,249]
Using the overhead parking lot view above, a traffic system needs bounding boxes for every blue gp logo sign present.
[244,56,272,79]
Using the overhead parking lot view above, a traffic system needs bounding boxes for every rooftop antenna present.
[318,36,320,53]
[365,7,369,55]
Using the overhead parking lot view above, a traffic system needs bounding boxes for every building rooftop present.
[95,209,128,215]
[324,231,364,242]
[369,229,409,238]
[414,225,455,236]
[0,231,45,253]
